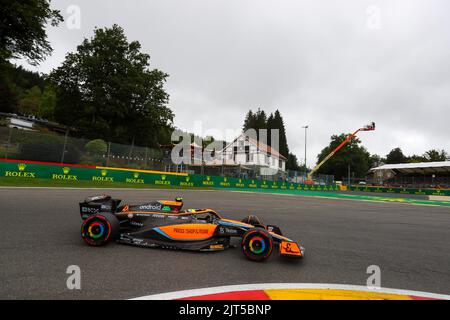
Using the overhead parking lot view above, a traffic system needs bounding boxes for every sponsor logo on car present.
[130,221,144,227]
[139,203,162,210]
[174,228,209,234]
[81,206,100,213]
[219,227,238,234]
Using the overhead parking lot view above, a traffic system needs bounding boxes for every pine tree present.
[271,110,289,158]
[243,110,255,131]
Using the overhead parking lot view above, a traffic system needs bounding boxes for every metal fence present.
[0,126,165,170]
[0,126,334,184]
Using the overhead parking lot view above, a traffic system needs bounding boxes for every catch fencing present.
[0,126,334,184]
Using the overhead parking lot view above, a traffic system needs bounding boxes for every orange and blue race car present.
[79,195,305,262]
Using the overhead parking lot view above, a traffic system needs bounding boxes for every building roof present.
[223,133,287,160]
[370,161,450,174]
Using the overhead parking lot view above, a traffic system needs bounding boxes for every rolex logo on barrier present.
[202,175,214,186]
[220,176,230,187]
[52,166,78,181]
[92,169,113,182]
[126,172,144,184]
[235,178,244,188]
[180,175,193,187]
[155,174,170,185]
[249,179,257,188]
[4,163,36,178]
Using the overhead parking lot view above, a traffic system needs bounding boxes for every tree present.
[423,149,448,162]
[254,108,267,137]
[270,110,289,158]
[242,108,267,140]
[368,154,384,168]
[242,108,299,170]
[50,24,173,146]
[0,62,47,113]
[385,148,407,164]
[243,110,255,131]
[17,85,42,115]
[85,139,108,155]
[408,154,426,163]
[287,153,301,171]
[316,134,371,179]
[38,85,57,119]
[0,0,63,64]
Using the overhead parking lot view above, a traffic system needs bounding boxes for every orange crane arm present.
[306,122,375,182]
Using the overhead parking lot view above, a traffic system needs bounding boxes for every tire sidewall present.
[241,228,273,262]
[81,213,118,246]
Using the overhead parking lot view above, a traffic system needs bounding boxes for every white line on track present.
[130,283,450,300]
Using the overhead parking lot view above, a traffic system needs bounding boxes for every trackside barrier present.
[350,185,450,197]
[0,159,340,192]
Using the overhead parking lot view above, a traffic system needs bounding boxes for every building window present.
[245,146,250,162]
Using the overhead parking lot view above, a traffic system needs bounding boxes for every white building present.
[218,133,287,174]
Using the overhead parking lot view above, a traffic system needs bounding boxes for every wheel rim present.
[82,216,111,246]
[249,236,266,254]
[87,222,105,239]
[242,230,273,261]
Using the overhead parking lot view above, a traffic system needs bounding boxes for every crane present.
[305,122,375,184]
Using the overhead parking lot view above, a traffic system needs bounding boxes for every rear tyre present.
[241,228,273,262]
[81,213,119,246]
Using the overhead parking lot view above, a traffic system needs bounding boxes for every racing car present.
[79,195,305,262]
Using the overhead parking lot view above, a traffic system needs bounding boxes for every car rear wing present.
[79,195,121,219]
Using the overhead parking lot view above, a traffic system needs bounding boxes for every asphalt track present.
[0,187,449,299]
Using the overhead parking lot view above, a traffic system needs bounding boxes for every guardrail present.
[0,159,339,192]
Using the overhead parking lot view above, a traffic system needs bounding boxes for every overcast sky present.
[17,0,450,166]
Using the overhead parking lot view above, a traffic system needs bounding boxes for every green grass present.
[0,177,209,190]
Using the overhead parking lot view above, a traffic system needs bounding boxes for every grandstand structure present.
[368,161,450,188]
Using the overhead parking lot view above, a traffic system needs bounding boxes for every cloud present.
[17,0,450,166]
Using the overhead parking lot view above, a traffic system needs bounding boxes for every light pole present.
[302,125,309,180]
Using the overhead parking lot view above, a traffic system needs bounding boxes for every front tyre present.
[81,213,119,246]
[241,228,273,262]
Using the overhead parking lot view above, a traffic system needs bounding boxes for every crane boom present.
[306,122,375,183]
